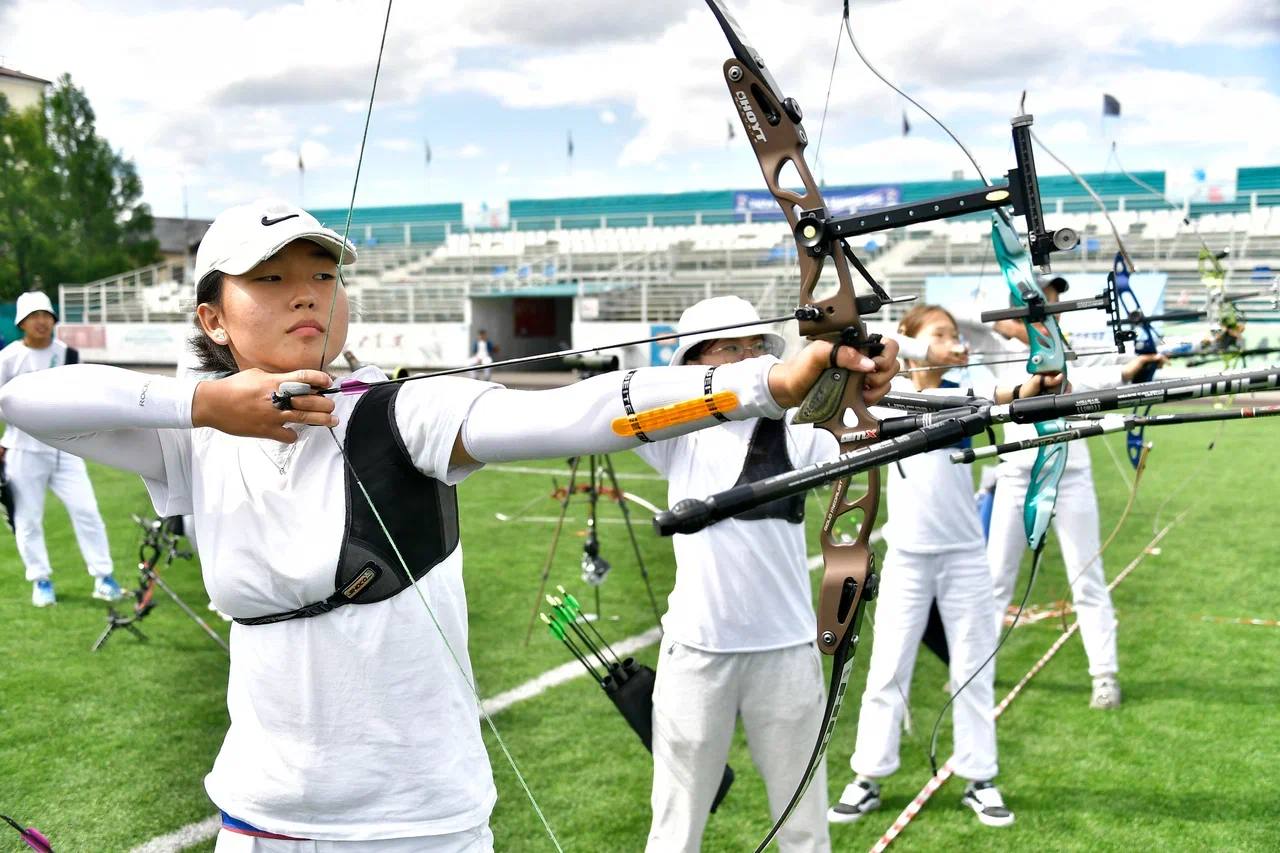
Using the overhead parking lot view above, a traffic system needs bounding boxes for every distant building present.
[0,66,51,112]
[152,216,212,271]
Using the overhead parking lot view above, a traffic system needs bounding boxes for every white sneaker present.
[32,580,56,608]
[828,778,881,824]
[961,780,1014,827]
[1091,675,1122,709]
[92,575,124,602]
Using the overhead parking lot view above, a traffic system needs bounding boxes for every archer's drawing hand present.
[926,340,969,368]
[193,369,338,443]
[769,337,901,408]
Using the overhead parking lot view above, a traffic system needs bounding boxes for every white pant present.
[648,641,831,853]
[8,449,112,582]
[987,463,1118,677]
[850,548,998,782]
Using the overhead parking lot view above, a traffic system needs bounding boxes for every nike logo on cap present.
[261,214,300,226]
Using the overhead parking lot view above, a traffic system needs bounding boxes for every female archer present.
[829,304,1060,830]
[0,199,899,851]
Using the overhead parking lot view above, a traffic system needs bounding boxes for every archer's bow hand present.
[1121,353,1167,383]
[1006,371,1068,404]
[768,337,901,409]
[193,368,337,443]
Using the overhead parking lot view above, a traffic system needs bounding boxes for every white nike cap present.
[192,199,357,290]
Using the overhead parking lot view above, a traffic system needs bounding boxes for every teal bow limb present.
[991,212,1069,548]
[990,213,1068,374]
[1024,420,1068,550]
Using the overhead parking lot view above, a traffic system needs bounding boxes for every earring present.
[211,330,227,343]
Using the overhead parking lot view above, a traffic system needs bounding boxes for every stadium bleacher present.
[57,166,1280,341]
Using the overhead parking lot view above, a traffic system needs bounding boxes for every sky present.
[2,0,1278,219]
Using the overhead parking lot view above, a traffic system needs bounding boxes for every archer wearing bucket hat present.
[667,295,787,366]
[638,293,840,850]
[0,291,121,608]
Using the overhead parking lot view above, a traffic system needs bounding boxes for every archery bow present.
[697,1,1081,845]
[701,4,884,847]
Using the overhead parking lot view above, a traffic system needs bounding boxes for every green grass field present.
[1,413,1277,852]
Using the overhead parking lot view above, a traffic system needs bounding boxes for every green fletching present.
[540,612,566,641]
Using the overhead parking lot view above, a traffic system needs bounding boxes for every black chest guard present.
[64,346,79,365]
[235,383,460,625]
[730,417,805,524]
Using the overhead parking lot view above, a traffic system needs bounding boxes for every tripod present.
[92,516,229,654]
[524,454,662,644]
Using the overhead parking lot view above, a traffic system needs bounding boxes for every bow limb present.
[991,212,1068,550]
[705,2,882,849]
[1026,120,1163,469]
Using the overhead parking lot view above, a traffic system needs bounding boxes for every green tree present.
[0,93,59,296]
[0,74,159,300]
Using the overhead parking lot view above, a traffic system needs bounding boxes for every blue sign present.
[733,185,901,220]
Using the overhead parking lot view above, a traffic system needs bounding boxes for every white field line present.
[127,815,221,853]
[480,625,664,717]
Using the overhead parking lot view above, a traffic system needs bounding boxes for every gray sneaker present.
[961,780,1014,827]
[828,778,881,824]
[1091,675,1122,709]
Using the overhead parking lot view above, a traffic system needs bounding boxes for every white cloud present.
[377,138,417,153]
[3,0,1275,215]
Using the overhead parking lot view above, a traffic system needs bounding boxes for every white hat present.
[193,199,357,289]
[668,295,786,366]
[15,291,57,327]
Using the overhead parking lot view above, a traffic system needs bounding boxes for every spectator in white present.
[0,291,120,607]
[636,296,838,853]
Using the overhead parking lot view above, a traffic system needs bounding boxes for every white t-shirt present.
[0,340,73,453]
[882,435,986,554]
[144,367,498,840]
[635,415,838,653]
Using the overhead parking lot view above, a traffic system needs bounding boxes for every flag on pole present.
[567,130,574,160]
[297,150,305,174]
[425,139,432,166]
[1103,94,1121,117]
[902,110,911,137]
[727,119,735,141]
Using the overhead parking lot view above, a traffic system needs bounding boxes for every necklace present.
[257,431,301,475]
